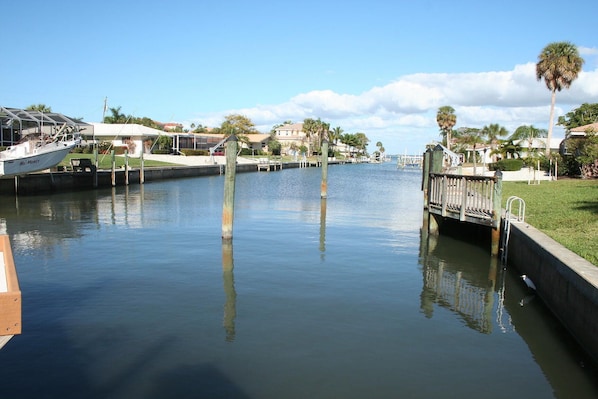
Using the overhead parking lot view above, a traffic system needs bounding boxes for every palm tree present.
[458,128,483,174]
[302,118,329,155]
[436,106,457,151]
[104,106,129,124]
[536,41,584,156]
[510,125,547,160]
[481,123,509,162]
[329,126,343,151]
[26,104,52,113]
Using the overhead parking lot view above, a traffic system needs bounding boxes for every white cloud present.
[191,64,598,154]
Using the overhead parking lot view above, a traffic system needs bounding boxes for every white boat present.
[0,125,80,177]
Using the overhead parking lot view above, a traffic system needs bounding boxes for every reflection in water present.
[419,228,499,334]
[0,187,151,256]
[419,227,598,395]
[222,240,237,342]
[319,199,326,258]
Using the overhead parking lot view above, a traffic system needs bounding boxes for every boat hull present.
[0,141,77,177]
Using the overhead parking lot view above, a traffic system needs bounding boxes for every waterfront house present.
[89,123,163,157]
[273,123,307,154]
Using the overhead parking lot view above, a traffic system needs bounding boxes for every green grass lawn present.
[502,179,598,265]
[59,153,175,169]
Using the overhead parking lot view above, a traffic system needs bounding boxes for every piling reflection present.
[0,187,148,254]
[319,198,327,258]
[221,240,237,342]
[419,228,498,334]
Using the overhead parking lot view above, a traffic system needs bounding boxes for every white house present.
[89,123,164,157]
[273,123,307,154]
[513,137,562,158]
[569,122,598,136]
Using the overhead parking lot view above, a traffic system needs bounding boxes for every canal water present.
[0,162,596,398]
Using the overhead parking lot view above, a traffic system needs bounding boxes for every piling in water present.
[111,149,116,186]
[222,135,238,240]
[321,140,329,199]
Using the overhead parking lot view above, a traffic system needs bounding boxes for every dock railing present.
[427,172,502,228]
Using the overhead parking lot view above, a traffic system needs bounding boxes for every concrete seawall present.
[0,161,308,195]
[507,221,598,362]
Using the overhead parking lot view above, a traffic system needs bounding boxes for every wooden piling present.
[491,170,503,256]
[431,147,443,174]
[111,149,116,186]
[222,135,238,240]
[93,147,99,188]
[124,150,129,185]
[321,140,329,199]
[140,150,145,184]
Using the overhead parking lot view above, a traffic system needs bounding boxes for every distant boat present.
[0,125,80,177]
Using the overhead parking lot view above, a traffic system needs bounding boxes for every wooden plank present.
[0,235,21,336]
[0,251,6,292]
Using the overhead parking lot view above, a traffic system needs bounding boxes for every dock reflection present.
[419,228,598,395]
[419,228,498,334]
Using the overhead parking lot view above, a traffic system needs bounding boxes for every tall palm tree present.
[536,41,584,156]
[436,106,457,151]
[329,126,343,148]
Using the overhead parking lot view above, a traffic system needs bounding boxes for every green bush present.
[240,148,265,156]
[152,149,171,154]
[489,158,524,171]
[180,149,209,156]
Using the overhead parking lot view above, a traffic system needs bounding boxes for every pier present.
[397,154,423,168]
[423,145,502,256]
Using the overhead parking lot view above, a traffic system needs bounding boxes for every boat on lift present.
[0,124,80,177]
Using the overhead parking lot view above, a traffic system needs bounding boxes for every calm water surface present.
[0,162,596,398]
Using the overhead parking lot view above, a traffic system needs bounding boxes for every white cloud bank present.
[191,61,598,154]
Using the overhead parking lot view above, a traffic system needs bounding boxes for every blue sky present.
[2,0,597,154]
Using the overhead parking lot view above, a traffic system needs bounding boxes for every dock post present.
[111,149,116,186]
[222,135,238,241]
[124,150,129,185]
[93,146,98,188]
[321,139,329,199]
[140,149,145,184]
[431,147,443,173]
[422,150,431,207]
[491,170,503,256]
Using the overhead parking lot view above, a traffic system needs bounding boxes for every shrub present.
[180,149,209,156]
[489,158,524,171]
[152,149,171,154]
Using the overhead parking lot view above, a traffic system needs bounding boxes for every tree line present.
[435,41,596,177]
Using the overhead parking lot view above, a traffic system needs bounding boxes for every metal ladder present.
[500,196,526,265]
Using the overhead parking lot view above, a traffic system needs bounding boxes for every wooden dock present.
[257,157,283,171]
[0,235,21,349]
[427,173,501,228]
[423,145,503,256]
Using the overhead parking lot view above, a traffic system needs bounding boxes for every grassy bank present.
[59,154,174,169]
[502,179,598,265]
